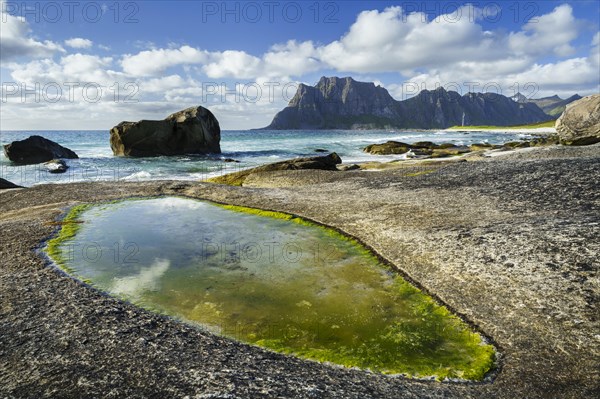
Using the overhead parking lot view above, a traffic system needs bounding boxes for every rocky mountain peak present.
[265,77,556,130]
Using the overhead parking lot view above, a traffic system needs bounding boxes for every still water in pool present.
[46,197,494,380]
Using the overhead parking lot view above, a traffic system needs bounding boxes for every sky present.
[1,0,599,130]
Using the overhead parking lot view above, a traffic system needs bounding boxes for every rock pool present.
[45,197,494,380]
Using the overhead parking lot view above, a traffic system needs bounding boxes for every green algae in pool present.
[46,197,494,380]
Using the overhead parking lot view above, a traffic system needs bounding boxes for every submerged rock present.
[44,159,69,174]
[3,135,78,164]
[556,95,600,145]
[110,106,221,157]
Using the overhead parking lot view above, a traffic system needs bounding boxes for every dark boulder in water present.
[110,106,221,157]
[3,136,78,165]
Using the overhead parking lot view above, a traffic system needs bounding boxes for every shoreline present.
[1,144,599,398]
[444,127,556,134]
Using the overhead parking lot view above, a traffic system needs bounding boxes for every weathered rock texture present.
[110,106,221,156]
[556,94,600,145]
[208,152,342,186]
[265,77,553,129]
[3,135,78,164]
[1,144,599,398]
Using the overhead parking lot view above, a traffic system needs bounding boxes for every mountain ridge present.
[264,77,558,129]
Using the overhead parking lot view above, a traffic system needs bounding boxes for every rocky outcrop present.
[3,136,78,164]
[207,153,342,186]
[364,137,559,159]
[110,106,221,157]
[266,77,401,129]
[555,95,600,145]
[264,77,553,129]
[364,141,412,155]
[364,141,471,158]
[0,178,22,189]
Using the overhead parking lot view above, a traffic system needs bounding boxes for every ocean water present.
[0,129,534,187]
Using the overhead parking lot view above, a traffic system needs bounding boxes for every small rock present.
[222,158,240,163]
[44,159,69,174]
[0,178,23,189]
[338,164,360,171]
[314,148,328,153]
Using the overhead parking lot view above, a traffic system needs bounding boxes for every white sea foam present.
[121,171,152,180]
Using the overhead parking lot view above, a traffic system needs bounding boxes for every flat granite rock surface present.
[1,145,599,398]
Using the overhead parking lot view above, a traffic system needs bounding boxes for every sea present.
[0,129,535,187]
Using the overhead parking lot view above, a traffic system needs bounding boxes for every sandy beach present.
[1,143,598,398]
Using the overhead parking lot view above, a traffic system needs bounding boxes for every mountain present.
[266,77,402,129]
[264,77,554,129]
[512,93,582,116]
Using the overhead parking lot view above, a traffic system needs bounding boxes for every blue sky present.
[1,0,599,129]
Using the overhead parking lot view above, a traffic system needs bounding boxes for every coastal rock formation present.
[110,106,221,156]
[264,77,553,129]
[0,178,22,189]
[364,141,411,155]
[555,95,600,145]
[208,153,342,186]
[364,141,471,158]
[1,144,599,398]
[3,135,78,164]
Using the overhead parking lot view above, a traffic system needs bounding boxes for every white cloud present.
[203,50,261,79]
[121,45,209,76]
[508,4,578,57]
[1,2,598,130]
[64,38,93,49]
[318,5,499,73]
[262,40,321,78]
[0,0,64,62]
[140,75,189,93]
[10,54,120,85]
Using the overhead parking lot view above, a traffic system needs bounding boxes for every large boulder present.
[3,136,78,164]
[555,95,600,145]
[110,106,221,156]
